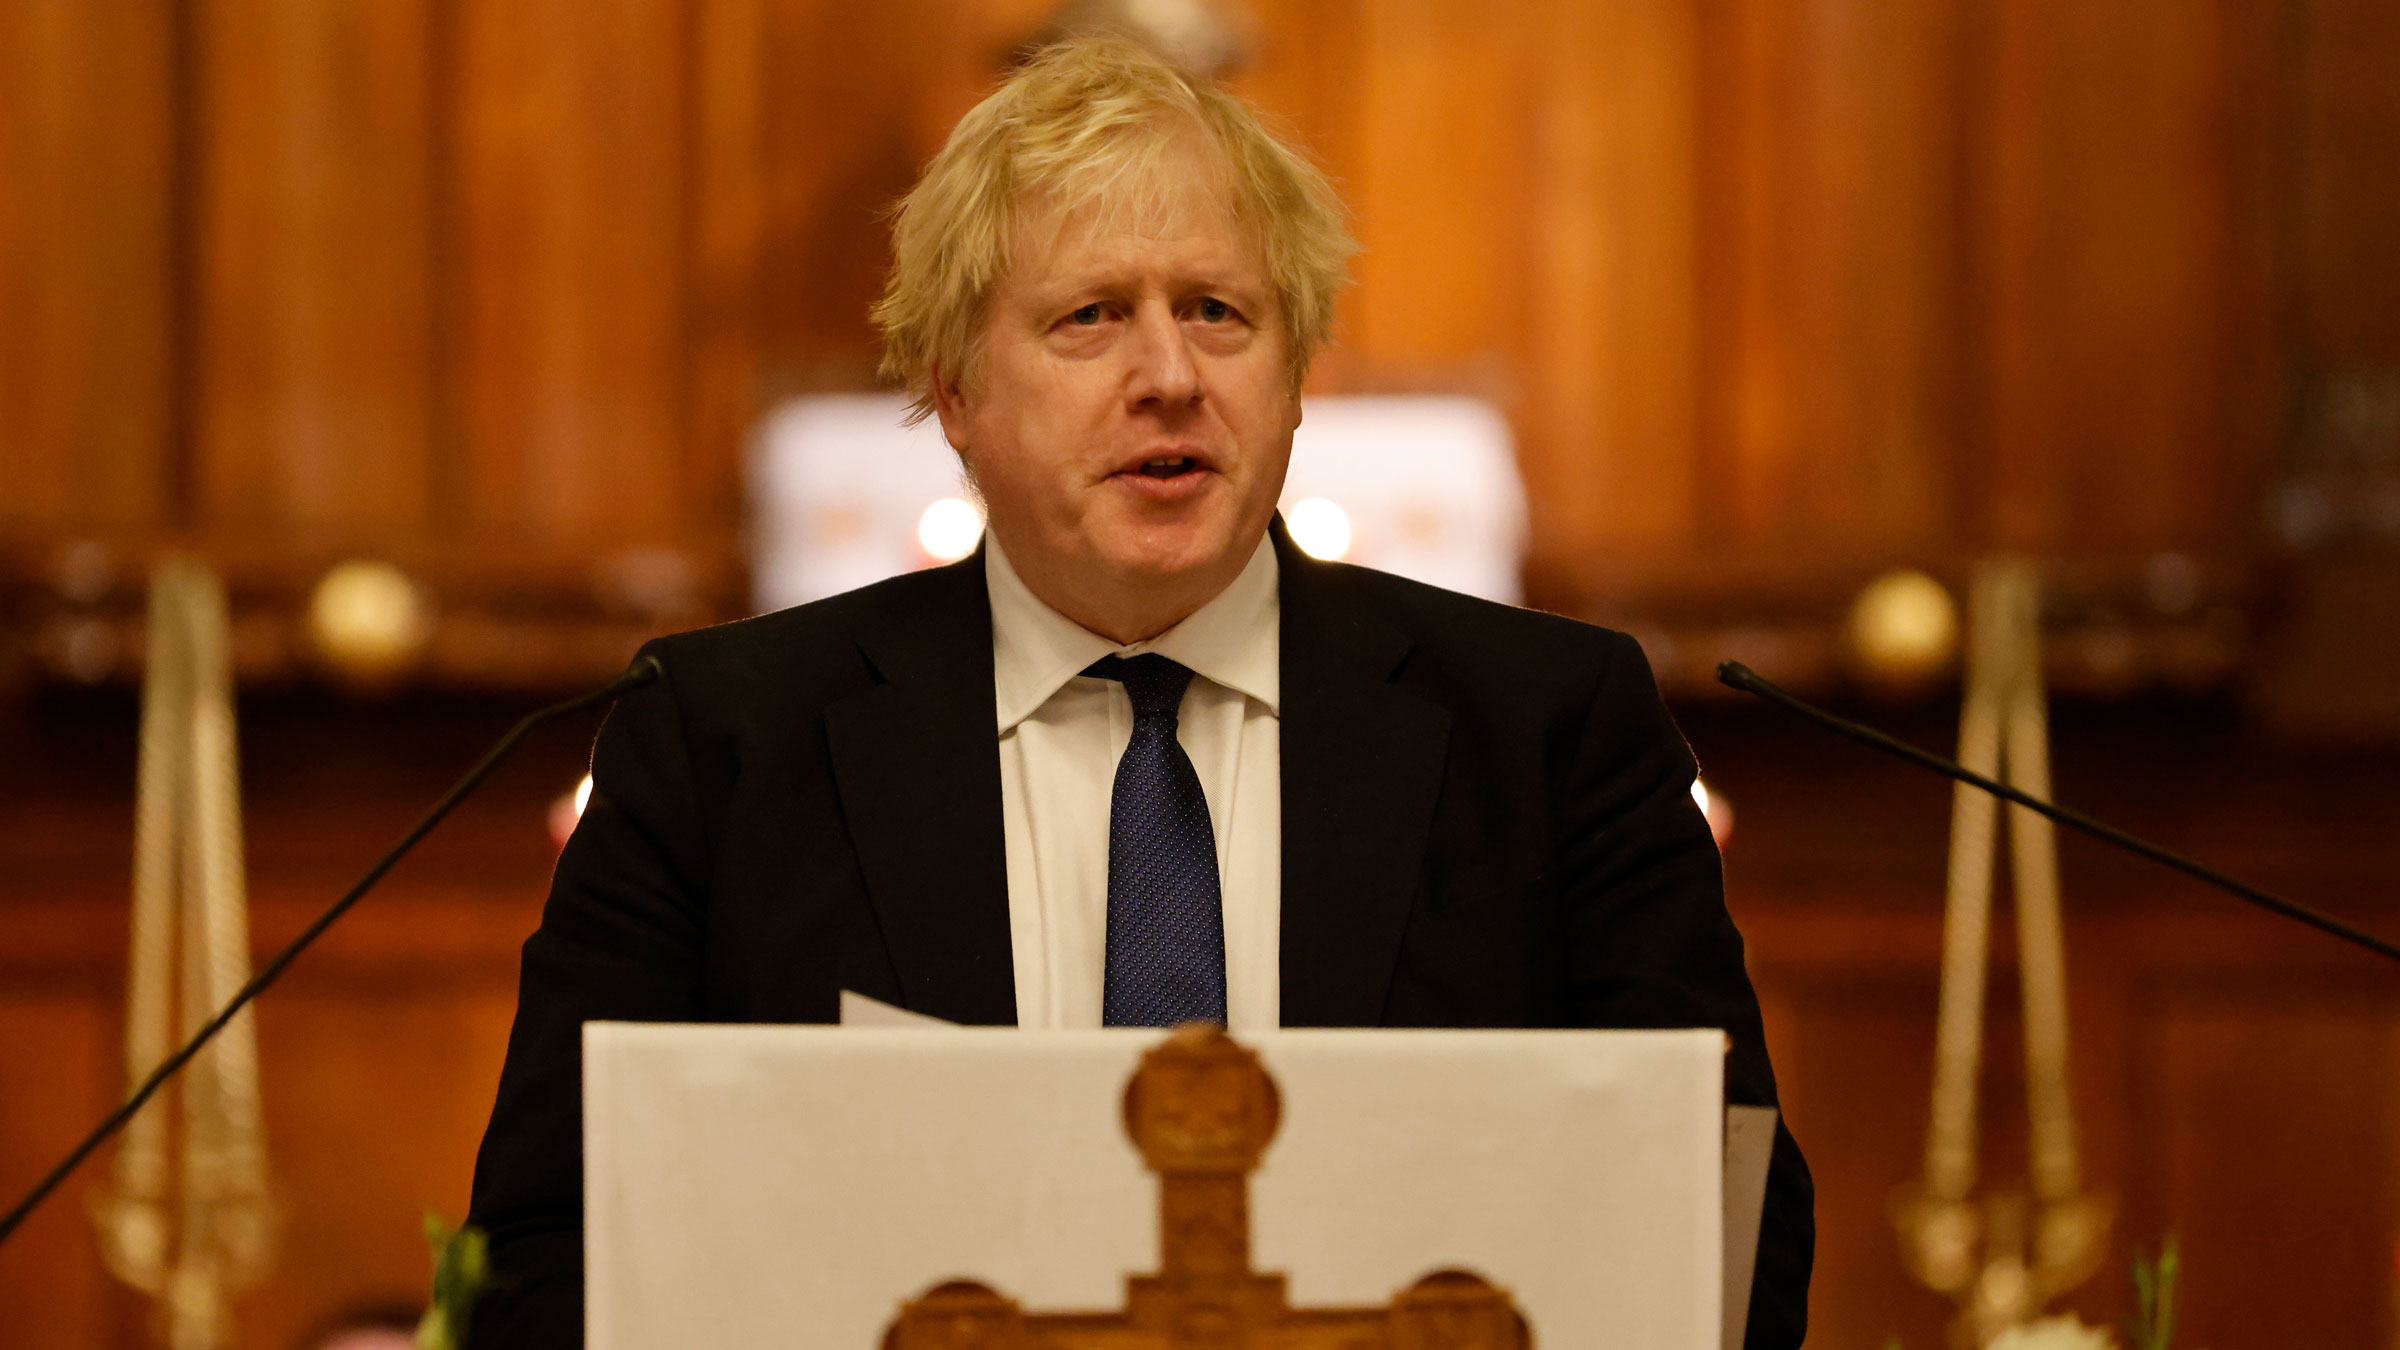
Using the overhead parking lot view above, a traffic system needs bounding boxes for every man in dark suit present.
[469,34,1810,1348]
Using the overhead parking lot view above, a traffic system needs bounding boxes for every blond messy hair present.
[873,36,1356,424]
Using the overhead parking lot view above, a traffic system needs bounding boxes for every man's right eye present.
[1067,304,1104,325]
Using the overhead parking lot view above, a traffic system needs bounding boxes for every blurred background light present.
[1285,497,1353,561]
[1845,568,1959,691]
[915,497,985,563]
[307,560,431,685]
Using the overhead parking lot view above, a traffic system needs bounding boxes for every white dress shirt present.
[987,534,1281,1032]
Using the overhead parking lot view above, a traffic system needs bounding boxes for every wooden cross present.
[883,1024,1531,1350]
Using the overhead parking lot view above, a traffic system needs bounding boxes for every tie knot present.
[1083,653,1196,721]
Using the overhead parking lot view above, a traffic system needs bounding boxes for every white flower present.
[1988,1315,2120,1350]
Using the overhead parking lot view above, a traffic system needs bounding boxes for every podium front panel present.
[584,1025,1723,1348]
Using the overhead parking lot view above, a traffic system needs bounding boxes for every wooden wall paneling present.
[2293,0,2400,361]
[0,0,177,538]
[453,0,690,549]
[1983,0,2281,556]
[752,1,932,397]
[193,0,438,540]
[1750,961,1953,1349]
[1341,0,1530,372]
[912,0,1077,165]
[685,0,766,535]
[2047,913,2140,1331]
[0,887,543,1350]
[1226,0,1362,154]
[1743,903,2400,1349]
[1712,688,2400,1347]
[2384,1024,2400,1350]
[0,990,128,1348]
[1699,0,1959,560]
[748,0,1070,401]
[1520,0,1703,562]
[0,683,579,1348]
[240,976,522,1350]
[1226,0,1368,282]
[2141,982,2394,1344]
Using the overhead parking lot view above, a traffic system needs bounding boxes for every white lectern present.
[585,1022,1743,1349]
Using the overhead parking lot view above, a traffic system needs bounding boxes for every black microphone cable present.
[1716,659,2400,966]
[0,654,663,1248]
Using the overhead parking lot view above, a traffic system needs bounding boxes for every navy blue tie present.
[1083,654,1227,1027]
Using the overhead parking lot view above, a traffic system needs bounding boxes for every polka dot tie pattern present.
[1083,654,1228,1028]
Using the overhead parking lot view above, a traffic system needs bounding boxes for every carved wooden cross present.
[883,1024,1531,1350]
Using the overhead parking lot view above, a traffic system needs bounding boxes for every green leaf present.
[419,1211,494,1350]
[2124,1236,2182,1350]
[2154,1237,2179,1350]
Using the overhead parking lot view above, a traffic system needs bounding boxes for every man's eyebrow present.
[1031,271,1131,300]
[1015,259,1270,311]
[1069,271,1266,297]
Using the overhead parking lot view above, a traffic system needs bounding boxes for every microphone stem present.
[1716,661,2400,967]
[0,657,659,1249]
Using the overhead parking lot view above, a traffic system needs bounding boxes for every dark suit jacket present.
[467,524,1812,1347]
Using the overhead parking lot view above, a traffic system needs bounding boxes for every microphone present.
[1715,660,2400,966]
[0,654,664,1248]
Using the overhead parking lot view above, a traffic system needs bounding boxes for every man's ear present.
[929,363,970,454]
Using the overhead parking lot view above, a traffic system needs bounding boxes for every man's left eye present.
[1067,303,1105,325]
[1196,297,1233,322]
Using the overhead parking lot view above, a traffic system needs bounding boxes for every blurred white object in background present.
[1283,497,1353,560]
[916,497,985,563]
[750,393,1527,612]
[1282,396,1525,602]
[751,395,972,608]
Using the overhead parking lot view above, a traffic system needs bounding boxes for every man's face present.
[933,144,1300,640]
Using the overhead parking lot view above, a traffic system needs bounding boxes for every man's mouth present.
[1109,450,1215,499]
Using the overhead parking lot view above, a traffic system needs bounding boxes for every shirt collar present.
[987,531,1280,733]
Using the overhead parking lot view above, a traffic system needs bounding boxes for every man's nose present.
[1124,305,1200,410]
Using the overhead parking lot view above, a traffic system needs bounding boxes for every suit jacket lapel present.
[1276,526,1453,1026]
[823,551,1018,1026]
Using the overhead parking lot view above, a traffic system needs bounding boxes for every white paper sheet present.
[836,989,952,1029]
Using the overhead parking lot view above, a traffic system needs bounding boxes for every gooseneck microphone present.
[0,654,664,1248]
[1715,660,2400,966]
